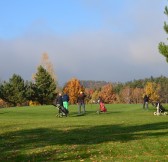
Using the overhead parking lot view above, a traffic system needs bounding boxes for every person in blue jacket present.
[62,93,69,110]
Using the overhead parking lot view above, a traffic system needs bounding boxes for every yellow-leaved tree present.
[91,90,100,103]
[32,52,57,83]
[40,53,57,82]
[144,82,161,102]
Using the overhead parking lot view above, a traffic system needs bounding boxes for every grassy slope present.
[0,104,168,162]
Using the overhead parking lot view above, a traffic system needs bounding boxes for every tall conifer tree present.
[158,6,168,62]
[0,74,26,106]
[34,65,56,105]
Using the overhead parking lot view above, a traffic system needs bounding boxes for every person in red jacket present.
[98,97,107,113]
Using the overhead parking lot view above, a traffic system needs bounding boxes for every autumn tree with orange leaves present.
[131,87,144,103]
[119,86,132,104]
[63,78,84,104]
[99,83,116,103]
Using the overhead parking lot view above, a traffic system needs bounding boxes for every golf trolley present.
[153,102,167,116]
[53,104,69,117]
[96,100,107,114]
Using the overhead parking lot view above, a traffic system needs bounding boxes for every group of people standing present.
[55,92,70,110]
[55,92,151,115]
[54,91,86,115]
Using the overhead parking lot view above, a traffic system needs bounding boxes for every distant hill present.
[80,80,110,89]
[80,76,168,90]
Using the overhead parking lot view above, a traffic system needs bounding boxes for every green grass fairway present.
[0,104,168,161]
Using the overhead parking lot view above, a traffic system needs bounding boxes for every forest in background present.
[79,75,168,104]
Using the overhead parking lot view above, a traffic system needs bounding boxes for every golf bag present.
[96,100,107,114]
[53,104,69,117]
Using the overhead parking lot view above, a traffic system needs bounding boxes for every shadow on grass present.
[68,109,115,117]
[0,122,167,161]
[0,112,9,114]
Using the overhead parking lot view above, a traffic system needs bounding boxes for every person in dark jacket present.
[77,91,86,115]
[53,93,69,116]
[62,93,69,110]
[143,95,149,109]
[54,93,63,107]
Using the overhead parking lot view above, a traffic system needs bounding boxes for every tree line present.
[0,65,56,107]
[82,76,168,104]
[0,51,168,107]
[0,67,168,107]
[0,53,168,107]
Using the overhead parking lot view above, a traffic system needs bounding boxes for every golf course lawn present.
[0,104,168,161]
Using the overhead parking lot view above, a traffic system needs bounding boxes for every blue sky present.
[0,0,125,38]
[0,0,168,85]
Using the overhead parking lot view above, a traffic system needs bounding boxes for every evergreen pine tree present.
[158,6,168,62]
[0,74,27,106]
[34,65,56,105]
